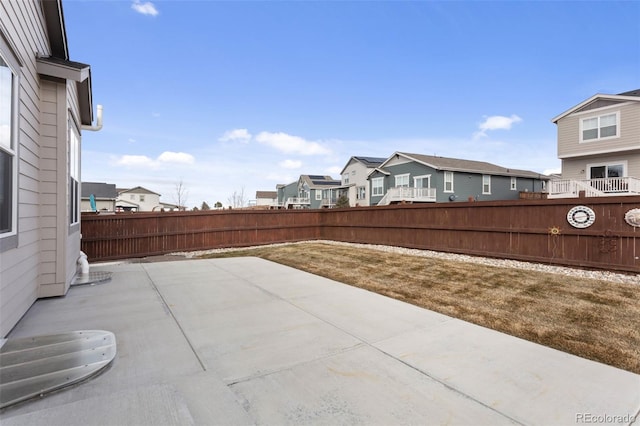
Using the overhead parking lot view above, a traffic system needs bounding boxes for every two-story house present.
[1,0,101,336]
[339,156,386,207]
[369,152,548,205]
[116,186,163,212]
[549,89,640,198]
[277,175,342,209]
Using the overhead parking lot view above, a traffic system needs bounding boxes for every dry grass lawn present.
[200,242,640,374]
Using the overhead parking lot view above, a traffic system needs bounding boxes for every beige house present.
[116,186,162,212]
[340,156,386,206]
[549,89,640,198]
[1,1,101,336]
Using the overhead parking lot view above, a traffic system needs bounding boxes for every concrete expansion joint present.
[141,265,208,373]
[224,342,367,387]
[373,344,526,426]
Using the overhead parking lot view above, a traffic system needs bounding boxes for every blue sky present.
[64,0,640,208]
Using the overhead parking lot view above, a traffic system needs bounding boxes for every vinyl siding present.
[0,0,48,336]
[38,80,67,298]
[1,1,83,335]
[561,151,640,181]
[557,101,640,159]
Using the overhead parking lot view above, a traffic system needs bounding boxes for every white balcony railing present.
[283,197,310,208]
[378,187,437,205]
[548,177,640,198]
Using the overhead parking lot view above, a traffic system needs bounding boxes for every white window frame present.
[343,173,349,185]
[395,173,410,188]
[580,111,620,142]
[0,46,19,249]
[444,171,454,193]
[510,177,517,191]
[482,175,491,194]
[315,190,322,201]
[356,186,366,200]
[69,121,81,226]
[371,177,384,196]
[414,174,431,188]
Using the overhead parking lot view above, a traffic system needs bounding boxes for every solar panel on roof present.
[308,175,325,180]
[312,180,340,185]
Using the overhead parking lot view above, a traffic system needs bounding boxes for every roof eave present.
[551,94,640,123]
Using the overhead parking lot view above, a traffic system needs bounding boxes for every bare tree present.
[173,179,189,210]
[227,187,247,209]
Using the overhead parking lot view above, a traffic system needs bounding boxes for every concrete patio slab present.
[0,257,638,426]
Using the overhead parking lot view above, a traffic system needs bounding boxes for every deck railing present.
[548,177,640,198]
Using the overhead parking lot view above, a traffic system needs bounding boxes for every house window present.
[444,171,454,193]
[482,175,491,194]
[372,177,384,196]
[139,194,145,202]
[343,173,349,185]
[589,163,624,179]
[69,123,80,225]
[1,50,18,242]
[414,175,431,188]
[510,177,517,191]
[395,173,409,187]
[315,190,322,201]
[581,112,618,142]
[356,186,366,200]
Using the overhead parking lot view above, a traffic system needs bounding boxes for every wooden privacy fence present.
[81,196,640,273]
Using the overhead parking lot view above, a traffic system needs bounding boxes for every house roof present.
[382,152,547,179]
[256,191,277,199]
[340,156,387,174]
[299,175,341,189]
[40,0,94,126]
[118,186,161,196]
[551,89,640,123]
[81,182,117,199]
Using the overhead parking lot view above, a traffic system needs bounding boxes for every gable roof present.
[340,156,387,174]
[118,186,161,196]
[40,0,94,126]
[551,89,640,123]
[81,182,117,199]
[298,175,341,189]
[381,152,547,179]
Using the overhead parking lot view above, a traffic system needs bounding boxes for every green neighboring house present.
[370,152,549,205]
[277,175,342,209]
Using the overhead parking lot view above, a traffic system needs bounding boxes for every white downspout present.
[81,104,103,132]
[77,104,102,276]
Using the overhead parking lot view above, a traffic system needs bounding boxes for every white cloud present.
[255,131,331,155]
[131,0,159,16]
[219,128,252,143]
[543,167,561,176]
[474,114,522,139]
[158,151,195,164]
[114,151,194,168]
[115,154,156,167]
[279,159,302,169]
